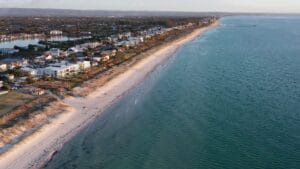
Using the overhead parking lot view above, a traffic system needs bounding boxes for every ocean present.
[45,16,300,169]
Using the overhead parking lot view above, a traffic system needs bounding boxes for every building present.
[0,58,28,70]
[68,46,84,54]
[101,55,110,62]
[100,50,117,62]
[128,37,143,46]
[101,50,117,57]
[91,61,99,67]
[123,32,132,38]
[78,61,91,70]
[49,48,60,57]
[43,61,81,79]
[21,66,39,77]
[50,30,63,35]
[0,63,7,72]
[6,74,14,81]
[92,57,102,62]
[22,60,92,79]
[139,37,144,43]
[32,88,45,96]
[80,42,102,49]
[44,54,54,60]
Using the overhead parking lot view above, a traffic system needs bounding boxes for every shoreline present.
[0,21,219,169]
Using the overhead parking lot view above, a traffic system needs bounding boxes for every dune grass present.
[0,91,34,117]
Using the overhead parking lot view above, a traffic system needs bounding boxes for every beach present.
[0,21,218,169]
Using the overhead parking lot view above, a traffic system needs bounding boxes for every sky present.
[0,0,300,13]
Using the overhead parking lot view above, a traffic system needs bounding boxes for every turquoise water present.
[45,16,300,169]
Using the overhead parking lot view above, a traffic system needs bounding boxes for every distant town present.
[0,16,216,95]
[0,16,217,149]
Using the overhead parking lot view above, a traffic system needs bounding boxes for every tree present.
[42,75,53,81]
[26,76,35,84]
[8,69,25,77]
[2,84,11,91]
[69,54,77,63]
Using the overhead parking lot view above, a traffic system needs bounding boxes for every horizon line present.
[1,7,300,15]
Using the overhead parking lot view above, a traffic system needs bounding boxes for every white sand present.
[0,21,218,169]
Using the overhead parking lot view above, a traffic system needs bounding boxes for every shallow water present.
[45,16,300,169]
[0,36,81,49]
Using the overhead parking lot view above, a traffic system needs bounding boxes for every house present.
[68,46,84,54]
[35,54,53,61]
[49,48,60,57]
[91,61,99,67]
[145,35,152,39]
[6,74,14,81]
[0,58,28,70]
[80,31,92,35]
[100,50,117,62]
[123,32,132,38]
[128,37,142,46]
[78,61,91,70]
[101,50,117,57]
[50,30,63,35]
[21,66,39,77]
[80,42,102,49]
[106,37,112,42]
[117,47,125,52]
[43,54,54,60]
[124,41,136,48]
[139,37,144,43]
[32,88,45,96]
[114,41,126,47]
[0,63,7,72]
[101,55,110,62]
[92,57,102,62]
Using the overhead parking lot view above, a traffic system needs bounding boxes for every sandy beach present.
[0,21,218,169]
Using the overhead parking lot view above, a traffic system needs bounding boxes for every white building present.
[78,61,91,70]
[49,48,60,57]
[0,58,28,70]
[99,49,117,61]
[80,42,102,49]
[0,63,7,72]
[139,36,144,43]
[50,30,63,35]
[92,57,102,62]
[21,66,38,77]
[44,61,80,78]
[6,74,14,81]
[22,60,92,79]
[68,46,84,54]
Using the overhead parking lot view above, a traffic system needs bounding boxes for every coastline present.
[0,21,219,169]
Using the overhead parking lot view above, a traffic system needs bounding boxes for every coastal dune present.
[0,21,218,169]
